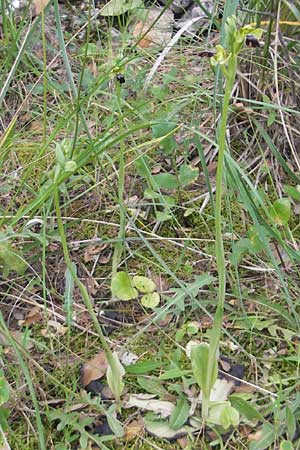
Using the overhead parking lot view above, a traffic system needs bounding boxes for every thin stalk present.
[0,316,46,450]
[41,8,47,143]
[203,57,237,418]
[54,189,121,398]
[111,81,126,275]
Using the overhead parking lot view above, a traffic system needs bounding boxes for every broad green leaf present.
[269,198,291,225]
[178,164,199,186]
[229,395,264,421]
[208,402,240,429]
[141,292,160,309]
[153,173,179,190]
[169,398,190,430]
[220,404,240,428]
[64,263,76,327]
[0,372,9,405]
[0,239,26,278]
[132,276,156,293]
[106,352,125,402]
[0,407,9,431]
[283,184,300,202]
[190,343,217,399]
[111,272,138,301]
[249,423,275,450]
[100,0,142,16]
[55,142,65,166]
[135,155,151,178]
[280,441,293,450]
[137,376,168,397]
[126,361,162,374]
[106,404,124,437]
[151,122,178,154]
[285,405,296,441]
[160,368,188,380]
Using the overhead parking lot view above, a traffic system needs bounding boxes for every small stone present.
[158,0,193,15]
[175,2,213,34]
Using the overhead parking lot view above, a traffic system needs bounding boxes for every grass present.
[1,0,300,448]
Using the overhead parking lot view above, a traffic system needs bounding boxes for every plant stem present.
[203,57,237,418]
[112,81,126,276]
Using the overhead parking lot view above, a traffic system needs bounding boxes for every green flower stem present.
[112,81,126,276]
[203,56,237,418]
[54,189,121,398]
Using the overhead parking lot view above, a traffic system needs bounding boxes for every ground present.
[1,1,300,449]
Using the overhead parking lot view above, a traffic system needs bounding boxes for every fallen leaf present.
[20,306,42,327]
[41,320,67,337]
[177,436,189,449]
[125,417,145,441]
[144,419,188,440]
[84,244,108,263]
[125,394,175,418]
[81,351,108,387]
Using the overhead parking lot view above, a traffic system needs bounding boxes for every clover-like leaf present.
[141,292,160,309]
[111,272,138,301]
[132,275,156,293]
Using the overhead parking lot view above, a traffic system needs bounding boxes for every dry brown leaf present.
[248,429,263,441]
[177,436,189,449]
[81,351,108,387]
[125,417,144,441]
[33,0,50,15]
[20,306,42,327]
[84,244,108,263]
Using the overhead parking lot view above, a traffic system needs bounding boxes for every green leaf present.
[208,402,240,429]
[64,263,76,327]
[160,368,188,380]
[132,276,156,293]
[55,142,65,167]
[106,404,124,437]
[153,173,179,190]
[283,184,300,202]
[151,122,178,154]
[111,272,138,301]
[190,343,217,399]
[155,211,173,222]
[0,407,9,431]
[135,155,151,178]
[0,240,26,278]
[141,292,160,309]
[229,395,264,421]
[100,0,142,16]
[106,352,125,402]
[280,441,294,450]
[269,198,291,225]
[126,361,162,374]
[169,398,190,430]
[178,164,199,186]
[137,376,168,397]
[285,405,296,441]
[220,404,240,428]
[249,423,275,450]
[0,371,10,406]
